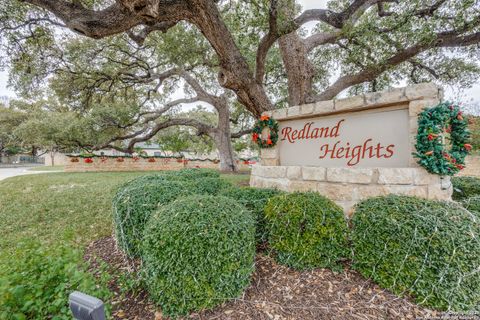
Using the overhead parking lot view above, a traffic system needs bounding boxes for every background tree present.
[57,35,255,171]
[0,102,28,162]
[1,97,146,160]
[155,127,215,157]
[1,26,256,171]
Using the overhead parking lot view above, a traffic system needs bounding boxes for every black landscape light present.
[69,291,106,320]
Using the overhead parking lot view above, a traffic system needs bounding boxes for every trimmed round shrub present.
[175,168,220,180]
[264,192,350,271]
[462,195,480,214]
[221,187,283,243]
[116,168,220,191]
[142,195,255,317]
[113,180,193,257]
[116,173,167,189]
[113,169,227,257]
[191,177,233,195]
[352,195,480,311]
[452,176,480,200]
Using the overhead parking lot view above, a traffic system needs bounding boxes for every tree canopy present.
[0,102,27,157]
[0,18,256,170]
[1,0,479,117]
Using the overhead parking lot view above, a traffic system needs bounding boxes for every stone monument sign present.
[250,83,452,214]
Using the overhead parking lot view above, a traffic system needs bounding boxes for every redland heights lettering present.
[280,119,395,166]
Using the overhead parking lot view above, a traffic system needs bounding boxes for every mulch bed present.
[85,236,438,320]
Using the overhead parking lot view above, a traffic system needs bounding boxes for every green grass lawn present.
[27,165,65,171]
[0,171,250,263]
[0,172,144,260]
[220,171,251,185]
[0,170,250,318]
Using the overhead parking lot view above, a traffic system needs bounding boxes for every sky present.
[0,0,479,109]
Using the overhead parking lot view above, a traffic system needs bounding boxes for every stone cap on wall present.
[262,83,443,120]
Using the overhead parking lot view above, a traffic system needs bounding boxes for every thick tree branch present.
[256,0,381,84]
[378,0,446,18]
[315,29,480,101]
[231,128,252,139]
[20,0,140,38]
[129,118,215,153]
[127,21,178,46]
[95,117,215,153]
[305,31,341,52]
[294,0,381,28]
[179,71,213,102]
[177,71,232,115]
[255,0,278,83]
[21,0,188,38]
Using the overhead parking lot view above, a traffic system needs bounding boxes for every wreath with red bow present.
[252,115,279,148]
[415,102,471,176]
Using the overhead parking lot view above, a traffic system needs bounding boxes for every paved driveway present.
[0,167,59,181]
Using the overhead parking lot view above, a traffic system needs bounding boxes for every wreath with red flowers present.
[252,115,279,148]
[415,102,472,176]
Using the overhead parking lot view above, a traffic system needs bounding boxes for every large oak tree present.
[2,0,479,117]
[15,29,255,171]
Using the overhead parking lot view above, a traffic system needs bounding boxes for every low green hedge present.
[116,173,170,191]
[221,187,283,243]
[112,169,229,257]
[264,192,350,271]
[462,196,480,214]
[0,243,110,320]
[142,195,255,317]
[174,168,220,180]
[113,180,193,257]
[191,177,233,195]
[117,168,220,190]
[352,195,480,311]
[452,176,480,200]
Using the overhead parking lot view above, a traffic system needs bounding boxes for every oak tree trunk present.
[213,106,237,172]
[50,149,55,167]
[189,0,274,116]
[279,32,315,106]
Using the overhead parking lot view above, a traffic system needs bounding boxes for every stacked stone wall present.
[65,157,252,172]
[251,166,451,215]
[457,155,480,177]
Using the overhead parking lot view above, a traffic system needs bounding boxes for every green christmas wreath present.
[415,102,472,176]
[252,115,279,148]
